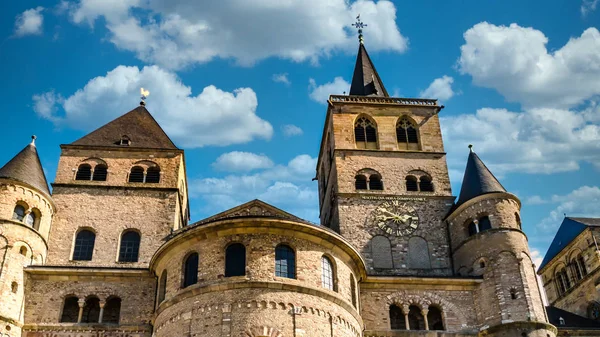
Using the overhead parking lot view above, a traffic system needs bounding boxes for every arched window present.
[354,117,377,149]
[158,270,167,304]
[146,167,161,183]
[20,246,27,256]
[355,175,368,190]
[397,117,419,150]
[275,244,295,279]
[12,204,26,221]
[92,164,108,181]
[572,258,583,281]
[419,176,434,192]
[406,176,418,191]
[510,289,517,300]
[578,255,588,276]
[118,231,140,262]
[73,230,95,261]
[75,164,92,180]
[408,305,424,330]
[468,221,478,236]
[82,296,100,323]
[371,235,393,269]
[350,274,357,308]
[389,305,406,330]
[60,296,79,323]
[24,211,36,227]
[408,237,431,269]
[25,208,41,230]
[428,306,444,330]
[225,243,246,277]
[515,212,522,229]
[478,216,492,231]
[183,252,199,287]
[556,267,571,295]
[369,175,383,190]
[103,297,121,324]
[128,166,144,183]
[321,256,335,291]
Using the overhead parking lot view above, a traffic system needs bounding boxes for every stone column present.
[98,300,106,323]
[421,309,429,330]
[403,305,410,330]
[77,299,85,323]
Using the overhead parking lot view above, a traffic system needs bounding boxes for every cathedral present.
[0,38,557,337]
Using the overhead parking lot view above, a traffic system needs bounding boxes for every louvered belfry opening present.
[128,166,144,183]
[406,176,418,191]
[75,164,92,180]
[355,175,368,190]
[397,117,419,150]
[354,117,377,149]
[92,164,108,181]
[146,167,161,183]
[369,175,383,190]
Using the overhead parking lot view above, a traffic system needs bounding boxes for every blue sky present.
[1,0,600,265]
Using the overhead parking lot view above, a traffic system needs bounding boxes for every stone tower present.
[0,137,54,337]
[316,41,454,277]
[46,105,190,268]
[446,148,554,336]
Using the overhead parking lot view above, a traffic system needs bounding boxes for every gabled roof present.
[191,199,314,227]
[538,217,600,271]
[349,43,389,97]
[70,105,178,150]
[455,149,506,207]
[0,139,50,197]
[546,306,600,328]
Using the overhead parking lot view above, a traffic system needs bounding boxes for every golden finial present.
[352,14,367,44]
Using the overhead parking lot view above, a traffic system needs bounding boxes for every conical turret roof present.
[349,43,389,97]
[70,105,178,149]
[455,148,506,207]
[0,137,50,197]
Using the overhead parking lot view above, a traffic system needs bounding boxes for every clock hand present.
[378,208,401,218]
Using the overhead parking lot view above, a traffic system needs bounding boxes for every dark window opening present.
[355,117,377,149]
[355,175,368,190]
[390,305,406,330]
[82,297,100,323]
[275,245,295,279]
[146,167,161,183]
[92,165,108,181]
[350,274,357,308]
[468,221,478,236]
[119,135,131,146]
[406,176,418,191]
[75,164,92,181]
[60,296,79,323]
[397,117,419,149]
[408,305,425,330]
[103,297,121,324]
[480,261,486,269]
[183,252,199,287]
[515,212,522,229]
[118,231,140,262]
[369,175,383,190]
[419,176,434,192]
[158,270,167,304]
[511,289,517,300]
[578,255,588,276]
[128,166,144,183]
[73,230,95,261]
[12,205,25,221]
[225,243,246,277]
[428,306,444,330]
[478,216,492,232]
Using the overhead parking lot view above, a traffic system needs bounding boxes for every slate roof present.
[0,140,50,197]
[455,149,506,207]
[546,306,600,328]
[538,217,600,271]
[70,105,179,150]
[349,43,389,97]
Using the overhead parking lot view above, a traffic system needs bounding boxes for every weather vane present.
[352,14,367,44]
[140,88,150,106]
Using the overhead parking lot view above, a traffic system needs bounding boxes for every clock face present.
[370,201,419,236]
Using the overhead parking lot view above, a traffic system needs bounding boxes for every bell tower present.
[316,35,454,276]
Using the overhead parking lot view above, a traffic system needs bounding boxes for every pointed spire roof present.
[455,147,506,207]
[0,136,51,197]
[70,105,179,149]
[349,43,389,97]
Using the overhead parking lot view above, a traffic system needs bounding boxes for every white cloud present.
[14,7,44,37]
[582,0,599,16]
[419,75,455,101]
[524,195,548,205]
[192,154,318,221]
[536,186,600,232]
[212,151,274,172]
[68,0,408,70]
[272,73,291,86]
[309,77,350,104]
[458,23,600,108]
[32,65,273,148]
[282,124,303,137]
[442,105,600,175]
[530,249,544,269]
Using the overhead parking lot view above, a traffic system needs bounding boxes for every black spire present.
[349,43,389,97]
[455,147,506,207]
[0,136,50,197]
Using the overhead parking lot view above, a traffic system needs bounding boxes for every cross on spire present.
[352,14,367,44]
